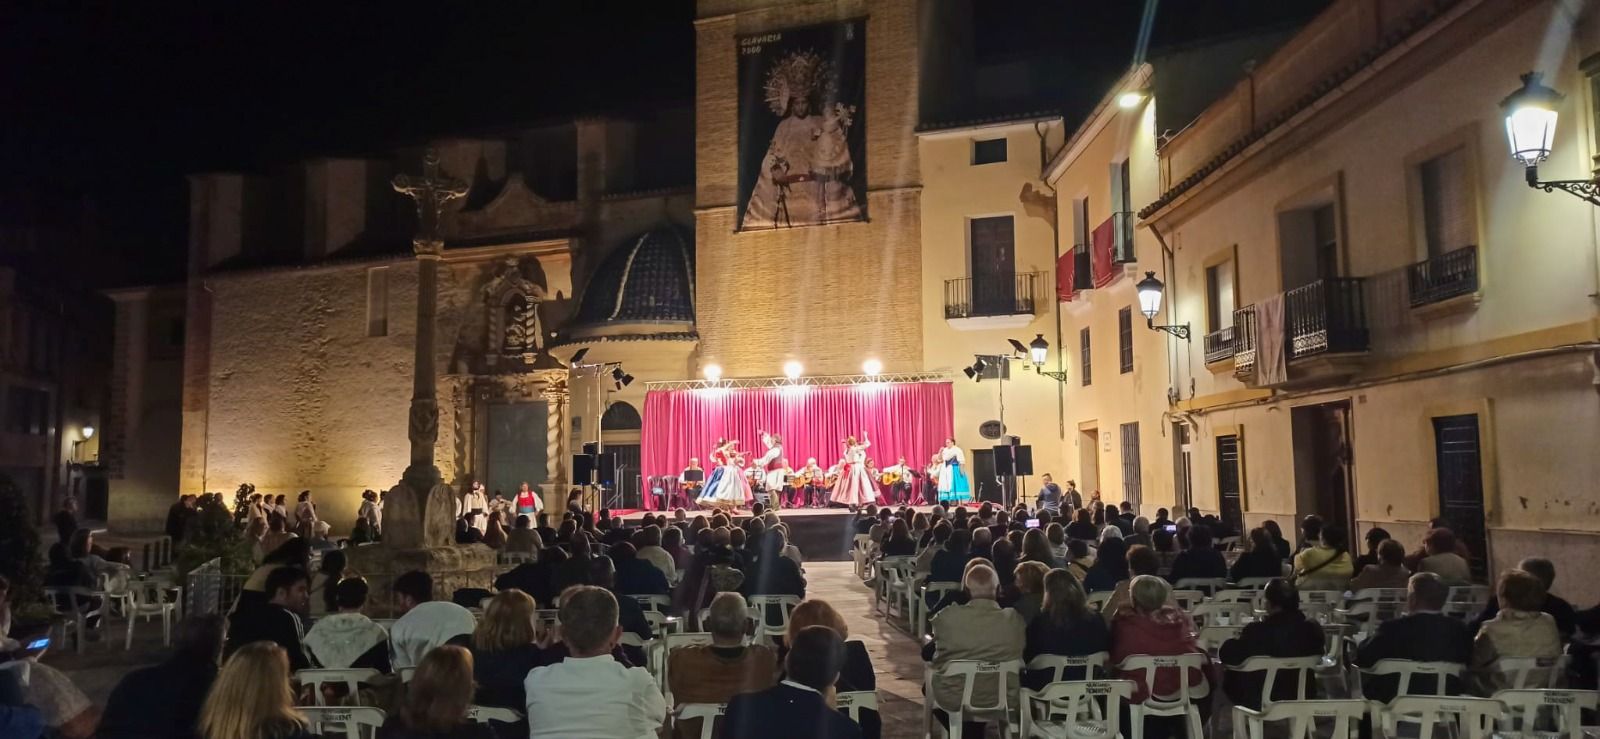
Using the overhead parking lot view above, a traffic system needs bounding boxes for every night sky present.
[0,1,1326,289]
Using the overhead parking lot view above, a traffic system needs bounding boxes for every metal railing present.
[185,557,247,617]
[1072,244,1092,291]
[1407,245,1478,308]
[944,271,1040,319]
[1232,307,1258,375]
[1286,277,1369,358]
[1112,211,1135,263]
[1203,325,1236,364]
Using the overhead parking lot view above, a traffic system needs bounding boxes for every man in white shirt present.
[881,456,915,505]
[387,571,476,670]
[526,585,666,739]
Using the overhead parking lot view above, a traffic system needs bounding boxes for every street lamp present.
[1023,334,1068,383]
[1502,71,1600,205]
[81,426,95,440]
[1136,271,1191,340]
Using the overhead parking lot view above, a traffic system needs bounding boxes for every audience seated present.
[8,623,98,739]
[1126,517,1153,549]
[1402,518,1474,572]
[1083,537,1129,593]
[198,641,316,739]
[503,515,541,557]
[610,542,670,596]
[1349,539,1411,591]
[1472,557,1576,638]
[1065,539,1093,580]
[469,590,549,710]
[587,557,653,665]
[1416,528,1472,585]
[525,586,666,739]
[1012,561,1048,622]
[481,512,508,550]
[784,599,877,697]
[1102,544,1160,619]
[1023,568,1110,690]
[924,564,1025,738]
[1218,580,1324,709]
[1352,527,1390,573]
[668,592,778,738]
[724,625,861,739]
[1470,569,1562,694]
[1355,573,1471,703]
[1065,508,1099,541]
[494,546,567,606]
[742,532,807,600]
[235,538,311,615]
[1262,520,1292,561]
[1166,525,1228,583]
[379,645,494,738]
[1111,576,1213,723]
[916,522,952,576]
[1229,528,1285,583]
[927,527,971,587]
[303,577,390,671]
[1291,524,1353,592]
[224,566,312,671]
[633,525,677,584]
[390,571,477,671]
[0,664,45,739]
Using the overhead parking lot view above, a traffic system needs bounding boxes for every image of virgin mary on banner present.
[736,20,867,230]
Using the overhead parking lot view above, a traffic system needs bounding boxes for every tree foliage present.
[0,473,44,609]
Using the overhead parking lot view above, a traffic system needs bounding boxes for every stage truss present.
[643,371,953,391]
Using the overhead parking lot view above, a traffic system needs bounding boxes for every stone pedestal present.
[347,479,497,615]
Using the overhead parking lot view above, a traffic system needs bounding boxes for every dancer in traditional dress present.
[753,430,788,493]
[829,433,876,509]
[702,442,752,511]
[697,439,733,508]
[937,438,972,504]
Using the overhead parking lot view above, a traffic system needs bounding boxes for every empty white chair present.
[467,705,524,724]
[925,659,1023,739]
[1346,588,1407,604]
[633,594,672,614]
[1189,602,1252,629]
[1492,655,1569,690]
[835,690,879,726]
[674,702,726,739]
[1174,578,1227,596]
[1020,679,1135,739]
[1025,652,1109,685]
[123,578,179,649]
[878,559,917,620]
[1170,590,1208,612]
[1380,696,1503,739]
[300,706,386,739]
[1118,653,1211,739]
[1209,589,1259,606]
[1493,688,1599,739]
[295,668,380,706]
[1231,699,1365,739]
[747,594,801,644]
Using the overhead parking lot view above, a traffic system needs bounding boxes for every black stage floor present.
[622,506,938,561]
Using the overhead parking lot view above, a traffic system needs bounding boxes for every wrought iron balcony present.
[1407,245,1479,308]
[944,271,1040,320]
[1286,277,1369,358]
[1232,306,1257,376]
[1203,326,1236,364]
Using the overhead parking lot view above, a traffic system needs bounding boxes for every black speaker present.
[596,452,618,486]
[992,444,1035,476]
[582,441,600,456]
[572,454,597,484]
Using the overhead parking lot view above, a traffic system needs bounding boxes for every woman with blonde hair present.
[783,598,881,739]
[198,642,312,739]
[383,645,494,738]
[469,590,549,710]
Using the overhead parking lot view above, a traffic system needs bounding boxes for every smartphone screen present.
[25,637,49,651]
[1025,519,1041,529]
[1164,524,1179,533]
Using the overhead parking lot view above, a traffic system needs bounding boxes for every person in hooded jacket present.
[303,578,391,672]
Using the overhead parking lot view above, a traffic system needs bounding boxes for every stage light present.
[783,361,803,380]
[1119,90,1146,109]
[611,366,634,389]
[702,364,723,383]
[862,358,882,376]
[567,348,590,368]
[963,366,976,379]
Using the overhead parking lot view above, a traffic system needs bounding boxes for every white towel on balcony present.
[1256,293,1287,385]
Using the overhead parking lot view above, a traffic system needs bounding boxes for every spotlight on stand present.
[567,348,590,368]
[783,361,804,381]
[702,363,723,384]
[1135,271,1191,340]
[610,366,634,390]
[964,356,988,382]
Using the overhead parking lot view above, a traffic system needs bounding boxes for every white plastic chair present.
[123,578,179,649]
[674,702,726,739]
[1313,624,1353,696]
[43,585,107,654]
[1493,688,1599,739]
[1493,656,1569,690]
[1333,601,1403,643]
[1189,602,1252,628]
[919,582,963,637]
[925,658,1024,739]
[878,558,917,620]
[835,690,879,726]
[1170,590,1208,612]
[1020,679,1134,739]
[1226,656,1321,712]
[747,594,801,644]
[1381,696,1503,739]
[1197,626,1244,656]
[467,705,524,724]
[632,594,672,614]
[1210,589,1259,605]
[397,666,416,683]
[1118,653,1211,739]
[853,535,874,579]
[1445,585,1491,621]
[1026,653,1109,685]
[1174,578,1228,596]
[300,706,386,739]
[1346,588,1407,604]
[295,668,380,706]
[1087,591,1114,610]
[1234,577,1275,589]
[1231,699,1365,739]
[651,631,715,702]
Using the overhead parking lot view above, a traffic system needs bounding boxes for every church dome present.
[563,226,695,342]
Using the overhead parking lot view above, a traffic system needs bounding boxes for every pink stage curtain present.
[640,382,955,509]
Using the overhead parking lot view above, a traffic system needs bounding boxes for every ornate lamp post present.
[1502,72,1600,206]
[1136,271,1190,340]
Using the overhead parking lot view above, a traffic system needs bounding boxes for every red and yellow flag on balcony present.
[1092,217,1116,288]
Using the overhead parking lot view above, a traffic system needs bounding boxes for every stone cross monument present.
[349,150,494,606]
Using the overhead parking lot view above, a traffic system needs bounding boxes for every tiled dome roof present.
[574,226,695,325]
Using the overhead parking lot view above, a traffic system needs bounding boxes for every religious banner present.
[736,20,867,230]
[1091,216,1116,287]
[1056,250,1077,302]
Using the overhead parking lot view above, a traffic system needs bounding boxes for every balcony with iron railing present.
[1232,306,1258,376]
[1228,278,1369,386]
[1407,245,1479,310]
[1203,325,1236,365]
[944,271,1041,329]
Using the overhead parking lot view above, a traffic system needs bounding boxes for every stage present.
[621,505,941,561]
